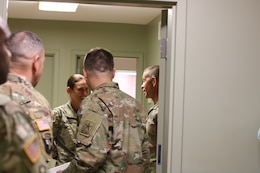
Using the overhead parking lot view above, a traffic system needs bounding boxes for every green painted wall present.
[146,15,161,67]
[144,15,161,110]
[8,18,160,110]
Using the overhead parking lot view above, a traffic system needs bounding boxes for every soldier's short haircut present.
[67,74,85,89]
[144,65,159,80]
[83,47,114,72]
[7,31,44,62]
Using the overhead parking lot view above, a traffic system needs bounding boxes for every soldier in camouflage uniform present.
[52,74,88,165]
[0,17,48,173]
[0,31,53,167]
[141,65,159,173]
[59,47,150,173]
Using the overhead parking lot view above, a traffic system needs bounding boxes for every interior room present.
[2,0,260,173]
[7,0,164,109]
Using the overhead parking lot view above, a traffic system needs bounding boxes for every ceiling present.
[8,0,165,25]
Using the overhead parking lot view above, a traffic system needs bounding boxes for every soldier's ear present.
[152,77,157,87]
[66,87,71,94]
[32,55,39,75]
[83,69,87,78]
[111,68,116,79]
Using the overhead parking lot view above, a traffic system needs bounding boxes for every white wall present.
[0,0,8,20]
[172,0,260,172]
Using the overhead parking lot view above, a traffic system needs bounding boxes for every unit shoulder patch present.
[78,114,103,146]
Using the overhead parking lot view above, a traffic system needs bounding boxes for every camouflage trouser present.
[150,160,156,173]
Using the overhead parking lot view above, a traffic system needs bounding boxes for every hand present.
[56,170,63,173]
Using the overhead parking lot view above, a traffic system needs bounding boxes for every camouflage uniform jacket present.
[52,101,78,165]
[146,103,158,173]
[63,81,150,173]
[0,93,49,173]
[0,74,53,163]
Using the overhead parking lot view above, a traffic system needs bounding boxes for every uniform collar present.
[8,73,33,88]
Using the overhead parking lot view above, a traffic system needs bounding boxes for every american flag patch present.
[35,118,50,131]
[24,135,41,163]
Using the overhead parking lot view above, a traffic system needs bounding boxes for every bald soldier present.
[0,17,49,173]
[0,30,53,166]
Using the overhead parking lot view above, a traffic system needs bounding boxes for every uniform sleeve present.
[0,104,49,173]
[139,110,151,173]
[51,108,61,160]
[146,113,158,137]
[141,132,151,173]
[63,110,109,173]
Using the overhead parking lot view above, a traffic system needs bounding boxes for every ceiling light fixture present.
[39,1,79,12]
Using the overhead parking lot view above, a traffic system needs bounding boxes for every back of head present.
[8,31,44,67]
[84,47,114,73]
[0,17,11,84]
[7,31,45,87]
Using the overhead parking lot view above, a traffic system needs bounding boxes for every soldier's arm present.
[139,110,151,173]
[51,108,62,160]
[63,110,109,173]
[0,97,49,173]
[142,133,151,173]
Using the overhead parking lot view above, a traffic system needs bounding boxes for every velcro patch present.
[78,114,103,145]
[24,135,41,163]
[35,118,50,131]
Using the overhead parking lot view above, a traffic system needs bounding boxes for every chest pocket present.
[59,115,78,148]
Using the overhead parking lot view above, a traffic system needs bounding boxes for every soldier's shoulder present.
[0,94,11,106]
[0,94,26,116]
[0,94,32,138]
[0,82,11,97]
[52,104,67,113]
[52,104,70,123]
[81,95,100,109]
[31,89,51,109]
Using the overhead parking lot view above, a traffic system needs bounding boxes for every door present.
[35,51,59,108]
[157,8,176,173]
[35,54,55,107]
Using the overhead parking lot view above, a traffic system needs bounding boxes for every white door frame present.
[0,0,8,20]
[157,2,187,172]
